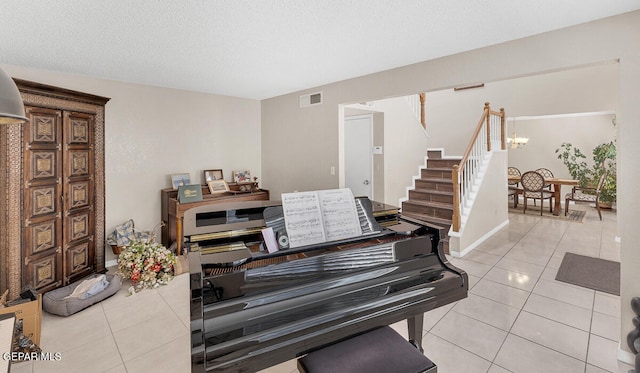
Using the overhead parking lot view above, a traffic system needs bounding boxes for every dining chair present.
[507,166,521,208]
[508,188,518,208]
[565,171,607,220]
[535,168,554,191]
[521,171,554,215]
[508,167,521,187]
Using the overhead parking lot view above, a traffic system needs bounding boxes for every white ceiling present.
[2,1,639,100]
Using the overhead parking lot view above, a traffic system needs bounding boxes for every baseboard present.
[448,219,510,258]
[105,259,117,268]
[617,342,635,366]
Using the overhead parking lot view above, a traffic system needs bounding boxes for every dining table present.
[508,175,579,216]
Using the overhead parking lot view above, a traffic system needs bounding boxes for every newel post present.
[419,93,426,129]
[485,102,491,152]
[500,108,506,150]
[451,165,461,232]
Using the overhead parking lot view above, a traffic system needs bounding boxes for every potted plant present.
[555,141,616,207]
[592,141,616,207]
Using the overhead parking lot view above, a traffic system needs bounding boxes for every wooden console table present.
[161,186,269,255]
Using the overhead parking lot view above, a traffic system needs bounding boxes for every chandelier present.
[507,118,528,149]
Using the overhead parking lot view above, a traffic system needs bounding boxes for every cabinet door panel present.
[25,252,63,293]
[67,150,90,177]
[28,150,58,181]
[65,211,91,242]
[23,107,64,291]
[25,219,59,256]
[28,185,59,217]
[68,180,91,209]
[62,112,96,285]
[67,116,90,145]
[29,111,59,144]
[66,241,93,284]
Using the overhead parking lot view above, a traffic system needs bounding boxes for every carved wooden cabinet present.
[0,79,109,298]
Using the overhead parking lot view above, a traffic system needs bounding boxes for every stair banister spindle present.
[419,93,426,130]
[485,102,491,152]
[500,108,506,150]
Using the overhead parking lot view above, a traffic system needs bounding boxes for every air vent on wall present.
[299,92,323,108]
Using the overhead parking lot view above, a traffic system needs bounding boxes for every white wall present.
[1,64,262,264]
[424,63,619,155]
[367,97,428,206]
[449,150,509,257]
[508,114,616,189]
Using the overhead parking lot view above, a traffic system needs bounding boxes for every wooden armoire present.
[0,79,109,299]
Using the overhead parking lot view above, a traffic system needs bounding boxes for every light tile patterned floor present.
[8,208,631,373]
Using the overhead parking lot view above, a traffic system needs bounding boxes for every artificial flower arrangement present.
[117,240,176,293]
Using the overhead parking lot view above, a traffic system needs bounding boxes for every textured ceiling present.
[2,1,639,100]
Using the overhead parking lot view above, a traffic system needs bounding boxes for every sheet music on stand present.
[0,313,16,373]
[281,188,363,248]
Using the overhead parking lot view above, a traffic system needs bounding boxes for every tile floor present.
[9,207,631,373]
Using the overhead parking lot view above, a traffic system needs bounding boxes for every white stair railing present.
[451,102,505,232]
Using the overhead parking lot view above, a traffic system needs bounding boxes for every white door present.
[345,115,373,199]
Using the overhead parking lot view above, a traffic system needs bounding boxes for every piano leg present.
[407,313,424,352]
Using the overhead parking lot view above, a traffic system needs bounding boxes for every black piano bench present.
[297,326,437,373]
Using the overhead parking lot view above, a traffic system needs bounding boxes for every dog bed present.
[43,273,122,316]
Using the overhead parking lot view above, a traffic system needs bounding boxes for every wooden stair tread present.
[403,200,453,210]
[412,189,453,196]
[424,167,455,171]
[416,177,451,183]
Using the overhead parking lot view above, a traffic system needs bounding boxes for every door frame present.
[344,114,374,199]
[338,104,385,202]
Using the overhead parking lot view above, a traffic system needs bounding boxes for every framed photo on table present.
[171,173,191,190]
[178,184,203,203]
[203,169,224,182]
[232,170,252,183]
[207,179,230,194]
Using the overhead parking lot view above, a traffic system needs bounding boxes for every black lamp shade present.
[0,67,28,124]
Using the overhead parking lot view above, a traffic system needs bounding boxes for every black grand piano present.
[186,196,468,372]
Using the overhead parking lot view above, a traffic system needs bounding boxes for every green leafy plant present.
[554,143,592,187]
[555,141,616,203]
[592,141,616,203]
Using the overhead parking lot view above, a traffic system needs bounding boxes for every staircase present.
[402,149,460,253]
